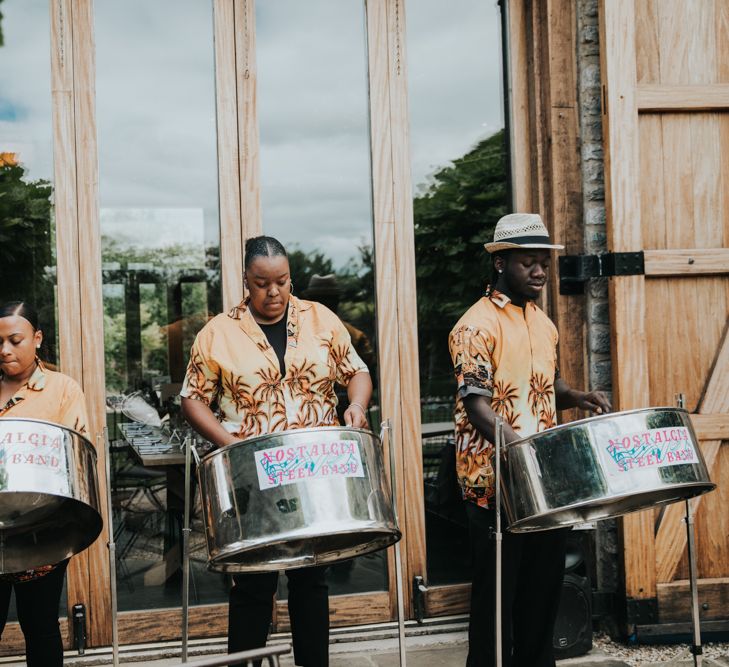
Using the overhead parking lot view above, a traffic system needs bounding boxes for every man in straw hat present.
[448,213,610,667]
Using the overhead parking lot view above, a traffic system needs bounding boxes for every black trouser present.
[229,565,329,667]
[466,503,567,667]
[0,560,69,667]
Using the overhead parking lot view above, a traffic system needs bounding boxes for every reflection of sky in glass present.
[257,1,372,266]
[407,0,504,192]
[0,0,53,180]
[95,0,219,252]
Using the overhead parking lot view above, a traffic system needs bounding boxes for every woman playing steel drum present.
[0,301,91,667]
[181,235,373,667]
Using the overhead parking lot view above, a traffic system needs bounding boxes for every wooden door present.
[600,0,729,631]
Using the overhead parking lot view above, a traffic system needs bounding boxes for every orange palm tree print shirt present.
[449,286,558,508]
[181,296,369,439]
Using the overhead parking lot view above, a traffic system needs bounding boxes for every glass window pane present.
[0,0,59,366]
[408,0,511,585]
[256,0,384,595]
[96,0,225,611]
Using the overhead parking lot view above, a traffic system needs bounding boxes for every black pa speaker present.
[553,531,593,658]
[553,572,592,658]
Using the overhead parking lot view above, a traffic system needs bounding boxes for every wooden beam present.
[424,583,471,618]
[386,0,427,605]
[234,0,262,241]
[655,323,729,582]
[71,0,112,646]
[643,249,729,276]
[275,592,391,631]
[690,413,729,441]
[214,0,244,311]
[365,0,405,618]
[657,577,729,622]
[600,0,655,601]
[637,84,729,112]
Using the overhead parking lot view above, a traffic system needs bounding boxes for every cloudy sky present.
[1,0,504,267]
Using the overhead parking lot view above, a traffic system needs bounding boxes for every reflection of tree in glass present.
[101,238,221,394]
[0,157,57,363]
[414,130,509,399]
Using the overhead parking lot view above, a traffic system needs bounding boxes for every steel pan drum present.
[198,426,401,572]
[0,418,102,571]
[502,408,715,533]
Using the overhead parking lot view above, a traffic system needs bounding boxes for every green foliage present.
[0,160,57,361]
[413,129,510,397]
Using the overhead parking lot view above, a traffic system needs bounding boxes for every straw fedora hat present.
[484,213,564,253]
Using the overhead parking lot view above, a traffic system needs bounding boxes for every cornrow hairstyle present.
[244,235,288,270]
[0,301,40,331]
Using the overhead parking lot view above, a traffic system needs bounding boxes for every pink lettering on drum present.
[603,426,696,473]
[255,439,365,490]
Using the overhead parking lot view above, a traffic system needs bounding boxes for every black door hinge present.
[559,251,645,295]
[413,575,427,624]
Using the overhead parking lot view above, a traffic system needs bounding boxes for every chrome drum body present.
[502,408,715,533]
[0,418,103,571]
[198,426,401,573]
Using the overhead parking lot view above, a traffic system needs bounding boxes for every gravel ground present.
[593,633,729,665]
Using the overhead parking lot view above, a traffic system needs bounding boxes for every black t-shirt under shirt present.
[258,306,288,375]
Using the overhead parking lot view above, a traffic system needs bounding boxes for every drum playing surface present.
[501,408,715,532]
[198,426,401,572]
[0,418,103,571]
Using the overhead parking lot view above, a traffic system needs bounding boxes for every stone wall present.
[576,0,620,618]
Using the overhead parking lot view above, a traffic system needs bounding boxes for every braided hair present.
[244,236,288,270]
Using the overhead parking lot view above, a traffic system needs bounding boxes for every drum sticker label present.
[602,426,696,473]
[0,423,69,494]
[254,439,365,490]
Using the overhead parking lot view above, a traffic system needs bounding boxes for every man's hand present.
[574,390,611,415]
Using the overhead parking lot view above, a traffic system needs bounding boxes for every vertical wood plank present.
[507,0,533,212]
[51,0,82,383]
[70,0,112,646]
[366,0,427,616]
[50,0,84,648]
[599,0,655,601]
[387,0,426,599]
[543,0,587,424]
[215,0,244,311]
[235,0,262,243]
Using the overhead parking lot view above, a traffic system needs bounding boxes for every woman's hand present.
[344,402,369,428]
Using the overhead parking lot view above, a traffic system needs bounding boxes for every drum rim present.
[506,480,717,532]
[0,416,96,452]
[199,425,379,464]
[505,406,691,451]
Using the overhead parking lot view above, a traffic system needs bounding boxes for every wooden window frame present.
[0,0,588,654]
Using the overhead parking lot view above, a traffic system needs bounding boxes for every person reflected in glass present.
[0,301,91,667]
[448,215,610,667]
[181,236,373,666]
[302,273,375,425]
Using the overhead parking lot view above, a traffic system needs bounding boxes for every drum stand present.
[383,420,407,667]
[102,429,120,667]
[493,417,504,667]
[685,497,703,666]
[675,394,703,666]
[182,434,193,662]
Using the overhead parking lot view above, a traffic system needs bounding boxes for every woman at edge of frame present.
[0,301,91,667]
[180,235,373,667]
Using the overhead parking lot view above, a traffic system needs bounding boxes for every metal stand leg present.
[383,420,407,667]
[103,430,120,667]
[494,418,504,667]
[685,498,703,667]
[181,435,193,663]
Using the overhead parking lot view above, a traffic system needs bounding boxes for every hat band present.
[495,234,553,245]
